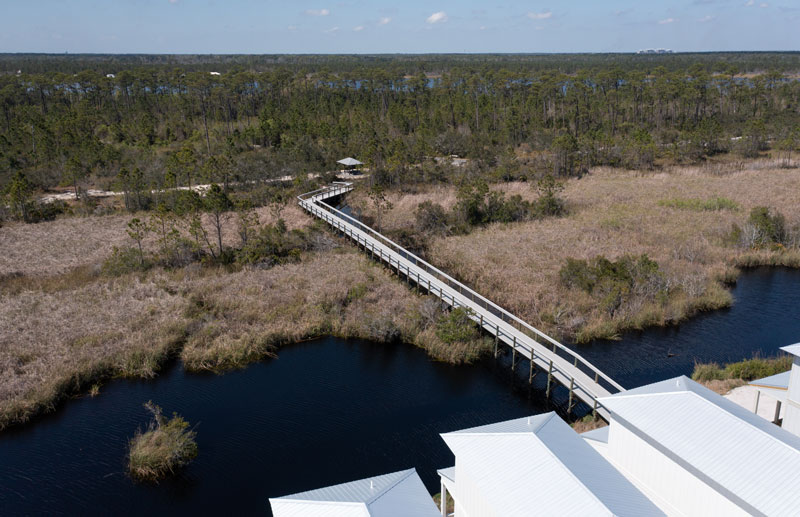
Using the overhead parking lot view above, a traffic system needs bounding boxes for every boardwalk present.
[299,183,625,420]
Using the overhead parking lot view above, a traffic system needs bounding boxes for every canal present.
[1,267,799,515]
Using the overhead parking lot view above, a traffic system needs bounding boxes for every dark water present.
[1,267,799,515]
[571,267,800,388]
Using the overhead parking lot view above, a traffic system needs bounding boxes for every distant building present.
[637,49,674,54]
[106,74,115,78]
[209,71,221,76]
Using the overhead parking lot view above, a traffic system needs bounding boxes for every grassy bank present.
[0,246,490,430]
[3,160,800,430]
[692,355,793,394]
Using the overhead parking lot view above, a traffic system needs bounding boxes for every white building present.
[271,344,800,517]
[439,374,800,516]
[269,468,440,517]
[779,343,800,436]
[439,413,664,516]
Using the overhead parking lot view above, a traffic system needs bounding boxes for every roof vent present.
[370,480,374,490]
[527,417,531,426]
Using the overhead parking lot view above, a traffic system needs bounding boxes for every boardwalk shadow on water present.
[0,267,799,515]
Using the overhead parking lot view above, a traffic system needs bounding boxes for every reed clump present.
[692,355,792,383]
[128,401,198,482]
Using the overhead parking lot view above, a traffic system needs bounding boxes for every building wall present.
[452,459,497,517]
[783,357,800,436]
[606,422,748,517]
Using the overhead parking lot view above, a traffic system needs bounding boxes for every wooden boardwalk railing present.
[299,183,625,420]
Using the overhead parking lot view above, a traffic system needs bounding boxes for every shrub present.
[559,254,665,316]
[747,206,786,246]
[128,401,198,482]
[415,201,449,235]
[102,246,150,276]
[236,220,311,267]
[450,180,537,230]
[532,174,565,217]
[435,307,480,344]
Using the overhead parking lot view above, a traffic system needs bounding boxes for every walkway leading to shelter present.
[299,183,625,420]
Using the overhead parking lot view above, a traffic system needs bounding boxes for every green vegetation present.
[559,254,666,317]
[128,401,198,482]
[411,176,565,242]
[692,355,792,382]
[435,307,480,344]
[3,54,800,219]
[659,197,739,212]
[728,206,797,249]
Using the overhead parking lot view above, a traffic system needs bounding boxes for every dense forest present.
[1,52,800,220]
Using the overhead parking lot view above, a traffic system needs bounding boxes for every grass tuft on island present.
[128,401,198,482]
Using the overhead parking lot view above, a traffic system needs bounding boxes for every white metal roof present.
[269,468,440,517]
[599,376,800,517]
[440,413,664,516]
[337,157,363,166]
[750,370,790,390]
[780,343,800,357]
[581,425,610,444]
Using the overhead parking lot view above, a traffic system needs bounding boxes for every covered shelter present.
[337,157,364,172]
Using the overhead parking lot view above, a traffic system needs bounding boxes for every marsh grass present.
[658,197,739,212]
[692,355,792,383]
[3,160,800,429]
[411,165,800,342]
[571,414,608,433]
[128,401,198,482]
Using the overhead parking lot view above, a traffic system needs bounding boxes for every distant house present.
[209,71,221,76]
[106,73,115,79]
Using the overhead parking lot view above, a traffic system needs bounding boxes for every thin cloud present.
[353,26,364,32]
[759,2,769,7]
[528,11,553,20]
[658,17,676,24]
[287,25,298,31]
[745,0,755,5]
[426,11,448,24]
[378,17,391,26]
[698,15,715,22]
[324,26,339,33]
[305,9,330,16]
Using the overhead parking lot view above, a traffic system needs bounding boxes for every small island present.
[128,401,198,482]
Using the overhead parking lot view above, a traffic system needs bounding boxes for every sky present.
[1,0,798,54]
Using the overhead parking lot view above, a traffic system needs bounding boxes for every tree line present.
[2,54,800,222]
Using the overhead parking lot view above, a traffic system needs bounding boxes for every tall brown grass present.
[0,244,485,429]
[357,164,800,341]
[0,203,309,277]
